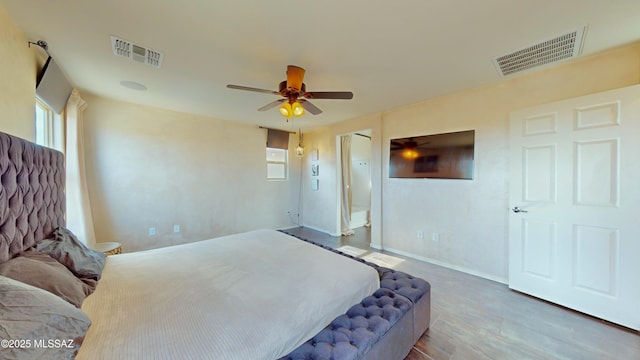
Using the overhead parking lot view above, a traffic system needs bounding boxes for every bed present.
[0,130,430,360]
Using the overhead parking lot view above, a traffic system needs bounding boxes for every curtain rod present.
[28,40,51,56]
[354,133,371,139]
[259,126,297,134]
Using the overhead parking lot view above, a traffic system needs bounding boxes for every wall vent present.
[111,36,164,69]
[493,26,586,76]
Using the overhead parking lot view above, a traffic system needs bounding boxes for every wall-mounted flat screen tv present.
[389,130,474,179]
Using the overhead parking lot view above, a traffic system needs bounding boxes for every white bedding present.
[77,229,379,360]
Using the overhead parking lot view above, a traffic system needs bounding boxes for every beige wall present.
[0,5,41,140]
[308,43,640,282]
[82,94,302,252]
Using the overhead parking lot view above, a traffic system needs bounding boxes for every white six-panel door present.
[509,85,640,330]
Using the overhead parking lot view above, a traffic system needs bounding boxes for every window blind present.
[266,129,290,150]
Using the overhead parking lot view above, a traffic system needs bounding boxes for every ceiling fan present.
[226,65,353,119]
[391,138,431,159]
[390,138,432,150]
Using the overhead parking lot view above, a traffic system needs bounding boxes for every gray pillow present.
[35,227,106,280]
[0,251,94,308]
[0,275,91,360]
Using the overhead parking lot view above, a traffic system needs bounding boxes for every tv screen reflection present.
[389,130,474,179]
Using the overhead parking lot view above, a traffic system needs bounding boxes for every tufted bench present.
[279,288,414,360]
[379,270,431,343]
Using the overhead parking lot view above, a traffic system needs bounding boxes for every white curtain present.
[340,135,353,236]
[65,90,97,246]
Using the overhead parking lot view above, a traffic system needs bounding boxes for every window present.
[34,99,63,151]
[35,99,53,147]
[267,147,288,180]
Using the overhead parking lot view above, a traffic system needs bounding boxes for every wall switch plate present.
[149,227,157,236]
[173,224,180,233]
[417,231,424,239]
[432,232,440,241]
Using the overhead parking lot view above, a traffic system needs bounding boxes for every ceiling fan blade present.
[227,84,280,95]
[286,65,305,90]
[303,91,353,100]
[258,99,286,111]
[299,99,322,115]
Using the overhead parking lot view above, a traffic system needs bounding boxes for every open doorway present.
[337,129,372,236]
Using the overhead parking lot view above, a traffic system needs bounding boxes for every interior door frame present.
[335,129,374,243]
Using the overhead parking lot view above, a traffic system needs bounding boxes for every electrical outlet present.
[173,224,180,233]
[148,227,157,236]
[432,232,440,241]
[417,231,424,239]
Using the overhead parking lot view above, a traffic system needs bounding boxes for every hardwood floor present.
[281,227,640,360]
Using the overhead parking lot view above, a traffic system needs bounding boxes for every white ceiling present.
[3,0,640,131]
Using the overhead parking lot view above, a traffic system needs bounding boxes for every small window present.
[35,99,54,147]
[34,99,63,151]
[267,147,288,180]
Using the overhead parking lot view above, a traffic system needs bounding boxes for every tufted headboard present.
[0,131,65,263]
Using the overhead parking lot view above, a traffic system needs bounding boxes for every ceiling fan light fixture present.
[402,148,419,159]
[279,102,293,118]
[292,101,304,117]
[227,65,353,117]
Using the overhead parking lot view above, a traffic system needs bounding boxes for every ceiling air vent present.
[110,35,164,69]
[493,26,586,76]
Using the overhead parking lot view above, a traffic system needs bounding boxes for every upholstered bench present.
[379,270,431,343]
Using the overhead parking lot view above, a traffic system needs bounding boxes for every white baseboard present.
[300,224,340,237]
[381,246,508,284]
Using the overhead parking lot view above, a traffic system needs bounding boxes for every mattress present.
[77,229,379,360]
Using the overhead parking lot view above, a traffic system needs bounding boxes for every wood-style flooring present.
[281,226,640,360]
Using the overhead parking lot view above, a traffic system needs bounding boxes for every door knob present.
[512,206,528,213]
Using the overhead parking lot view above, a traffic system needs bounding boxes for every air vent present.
[493,26,586,76]
[111,36,164,69]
